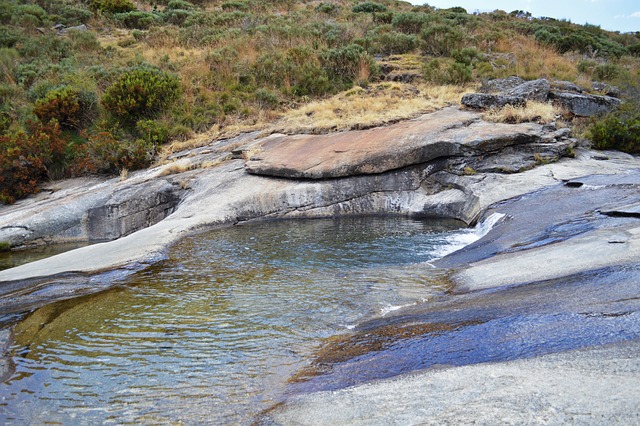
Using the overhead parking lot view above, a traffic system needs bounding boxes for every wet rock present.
[506,78,551,102]
[460,93,526,109]
[549,91,622,117]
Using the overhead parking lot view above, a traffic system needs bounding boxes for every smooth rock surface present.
[265,339,640,425]
[246,107,546,179]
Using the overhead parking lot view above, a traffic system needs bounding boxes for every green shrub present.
[628,44,640,57]
[291,64,332,96]
[90,0,136,14]
[78,131,155,173]
[68,30,101,52]
[420,24,465,56]
[423,58,472,85]
[352,2,387,13]
[12,4,48,26]
[0,28,19,48]
[320,44,375,84]
[221,1,248,11]
[451,47,485,66]
[255,88,279,108]
[577,59,597,74]
[57,5,93,25]
[372,11,394,24]
[135,119,169,144]
[253,51,291,87]
[167,0,195,10]
[374,31,417,55]
[392,12,429,34]
[588,102,640,154]
[102,66,181,121]
[162,9,194,26]
[594,63,623,81]
[114,11,160,29]
[315,3,340,16]
[0,48,18,84]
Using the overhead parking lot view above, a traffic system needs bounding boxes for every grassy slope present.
[0,0,639,201]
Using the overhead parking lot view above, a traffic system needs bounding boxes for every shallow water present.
[0,243,89,272]
[0,217,470,425]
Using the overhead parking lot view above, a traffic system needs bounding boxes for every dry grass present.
[483,101,562,124]
[158,160,193,176]
[495,35,578,82]
[270,82,470,134]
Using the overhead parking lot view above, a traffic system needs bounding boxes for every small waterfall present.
[432,213,506,259]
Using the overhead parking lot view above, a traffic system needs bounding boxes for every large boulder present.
[245,107,549,179]
[479,76,525,93]
[506,79,550,102]
[461,93,526,110]
[549,91,622,117]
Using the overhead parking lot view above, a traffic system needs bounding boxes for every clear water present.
[0,242,90,272]
[1,217,472,425]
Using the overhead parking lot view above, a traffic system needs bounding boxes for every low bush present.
[352,2,387,13]
[167,0,195,10]
[373,31,417,55]
[0,121,67,203]
[113,11,160,29]
[255,88,279,108]
[76,130,156,174]
[423,58,472,85]
[320,44,376,85]
[420,24,465,56]
[291,63,332,96]
[89,0,136,14]
[588,102,640,154]
[593,63,624,82]
[102,66,181,121]
[392,12,429,34]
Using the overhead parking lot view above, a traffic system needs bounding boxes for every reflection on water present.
[1,217,466,424]
[0,243,90,272]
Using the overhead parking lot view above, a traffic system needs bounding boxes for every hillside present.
[1,0,639,203]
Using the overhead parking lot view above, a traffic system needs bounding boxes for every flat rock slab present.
[246,107,545,179]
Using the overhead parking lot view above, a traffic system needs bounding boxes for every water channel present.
[0,216,483,424]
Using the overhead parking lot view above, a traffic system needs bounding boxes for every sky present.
[407,0,640,33]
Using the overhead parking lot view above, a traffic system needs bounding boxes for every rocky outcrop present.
[549,90,622,117]
[466,76,622,117]
[0,177,184,248]
[245,107,551,179]
[0,106,638,303]
[505,78,550,102]
[479,76,525,93]
[460,93,525,109]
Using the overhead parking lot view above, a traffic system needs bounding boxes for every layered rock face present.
[462,76,622,117]
[0,104,637,290]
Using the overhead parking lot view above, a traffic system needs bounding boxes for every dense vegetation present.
[1,0,639,203]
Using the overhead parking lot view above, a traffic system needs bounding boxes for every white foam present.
[432,213,506,259]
